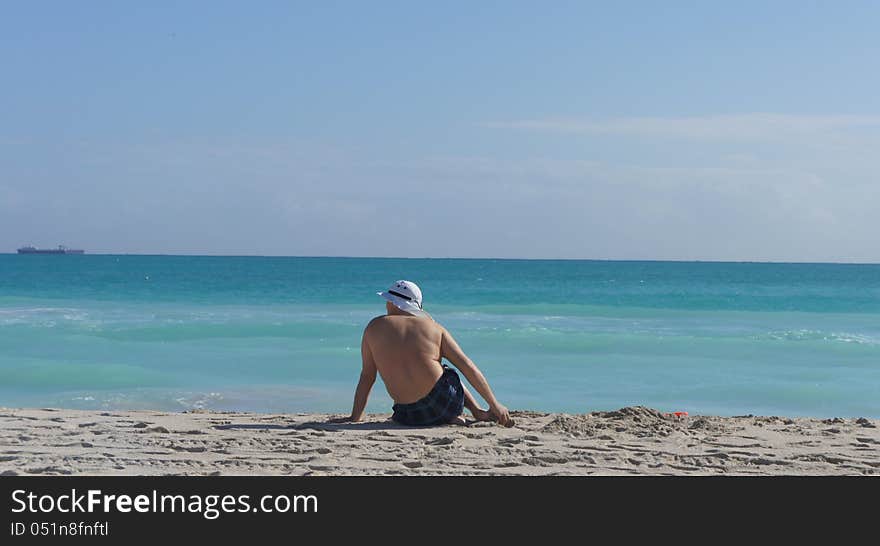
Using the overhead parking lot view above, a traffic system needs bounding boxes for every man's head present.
[377,280,427,317]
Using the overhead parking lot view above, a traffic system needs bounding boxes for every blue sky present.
[1,1,878,261]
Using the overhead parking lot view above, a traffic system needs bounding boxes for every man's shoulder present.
[364,315,447,332]
[365,315,387,329]
[365,315,445,333]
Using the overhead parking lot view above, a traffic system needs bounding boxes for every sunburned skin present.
[335,300,513,427]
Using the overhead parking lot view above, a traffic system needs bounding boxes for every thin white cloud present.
[481,113,880,140]
[4,128,877,261]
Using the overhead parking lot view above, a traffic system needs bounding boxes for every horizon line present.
[3,251,879,266]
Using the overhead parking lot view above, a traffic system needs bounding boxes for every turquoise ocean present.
[1,255,878,418]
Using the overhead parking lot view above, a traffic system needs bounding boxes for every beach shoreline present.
[1,406,877,476]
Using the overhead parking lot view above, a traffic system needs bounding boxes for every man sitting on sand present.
[334,280,513,427]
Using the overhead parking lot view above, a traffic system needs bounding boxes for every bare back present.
[363,315,445,404]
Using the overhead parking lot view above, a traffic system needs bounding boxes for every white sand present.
[1,406,878,476]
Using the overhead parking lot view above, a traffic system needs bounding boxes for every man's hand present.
[489,403,514,427]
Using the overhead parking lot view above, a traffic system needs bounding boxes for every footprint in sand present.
[367,433,404,443]
[167,444,207,453]
[26,466,73,475]
[521,457,549,467]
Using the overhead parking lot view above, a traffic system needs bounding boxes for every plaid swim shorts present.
[391,365,465,426]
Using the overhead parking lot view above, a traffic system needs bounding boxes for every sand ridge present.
[1,406,878,476]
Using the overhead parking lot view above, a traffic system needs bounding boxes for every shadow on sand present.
[213,420,409,432]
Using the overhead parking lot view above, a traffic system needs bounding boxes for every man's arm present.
[333,329,377,423]
[440,326,513,427]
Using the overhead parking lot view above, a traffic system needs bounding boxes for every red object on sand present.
[673,411,689,417]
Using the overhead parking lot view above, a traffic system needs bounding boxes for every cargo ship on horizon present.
[17,245,85,255]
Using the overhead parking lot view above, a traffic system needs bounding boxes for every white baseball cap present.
[377,280,428,317]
